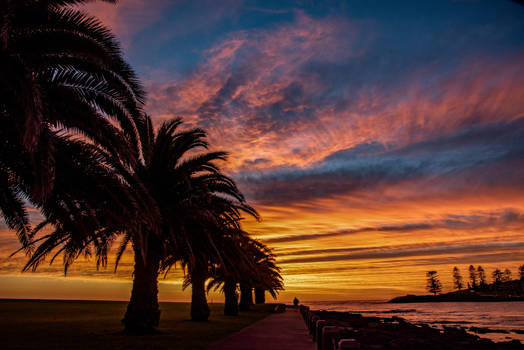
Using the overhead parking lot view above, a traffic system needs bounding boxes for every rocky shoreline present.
[299,305,524,349]
[389,293,524,303]
[389,280,524,303]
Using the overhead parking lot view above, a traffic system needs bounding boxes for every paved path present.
[207,310,315,350]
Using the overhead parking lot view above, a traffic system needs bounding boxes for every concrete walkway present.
[207,310,315,350]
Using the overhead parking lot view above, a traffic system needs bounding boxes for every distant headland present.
[389,288,524,303]
[390,265,524,303]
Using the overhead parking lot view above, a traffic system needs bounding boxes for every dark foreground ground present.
[0,299,274,350]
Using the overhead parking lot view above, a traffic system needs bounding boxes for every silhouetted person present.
[293,297,299,310]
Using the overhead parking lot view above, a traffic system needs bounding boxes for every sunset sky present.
[1,0,524,302]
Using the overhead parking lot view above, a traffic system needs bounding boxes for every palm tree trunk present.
[190,262,210,321]
[254,287,265,304]
[224,279,238,316]
[239,283,253,311]
[122,244,160,334]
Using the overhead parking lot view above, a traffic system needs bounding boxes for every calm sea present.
[307,301,524,343]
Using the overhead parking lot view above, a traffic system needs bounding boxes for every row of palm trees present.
[1,0,283,334]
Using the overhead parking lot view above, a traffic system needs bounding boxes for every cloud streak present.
[279,241,524,264]
[264,209,524,243]
[237,117,524,204]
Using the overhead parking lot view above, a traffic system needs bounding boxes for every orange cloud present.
[145,15,524,174]
[81,0,170,48]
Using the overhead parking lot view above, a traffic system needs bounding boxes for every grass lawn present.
[0,299,275,350]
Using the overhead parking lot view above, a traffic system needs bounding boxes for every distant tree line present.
[426,264,524,295]
[426,271,442,295]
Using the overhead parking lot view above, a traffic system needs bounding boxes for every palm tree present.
[239,283,254,311]
[207,266,241,316]
[22,116,252,332]
[208,237,283,314]
[239,239,283,310]
[20,135,150,272]
[206,234,250,316]
[252,242,283,305]
[122,116,257,328]
[6,1,264,335]
[161,168,259,321]
[1,0,144,244]
[187,227,257,318]
[254,288,265,304]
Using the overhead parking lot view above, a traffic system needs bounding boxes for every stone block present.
[338,339,360,349]
[314,319,327,342]
[309,315,320,334]
[320,326,344,350]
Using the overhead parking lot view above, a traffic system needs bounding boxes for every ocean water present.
[307,301,524,343]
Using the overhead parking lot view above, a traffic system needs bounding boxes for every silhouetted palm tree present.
[1,0,144,243]
[206,232,258,316]
[239,283,254,311]
[207,268,241,316]
[208,237,283,313]
[6,1,269,336]
[125,115,257,329]
[239,239,283,310]
[181,227,252,318]
[22,115,255,332]
[161,168,258,321]
[20,135,150,274]
[253,240,282,304]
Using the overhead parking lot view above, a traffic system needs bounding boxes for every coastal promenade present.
[207,309,315,350]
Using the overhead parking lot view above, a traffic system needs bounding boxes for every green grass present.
[0,299,275,350]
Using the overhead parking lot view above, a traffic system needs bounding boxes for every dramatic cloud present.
[146,10,524,178]
[237,117,524,203]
